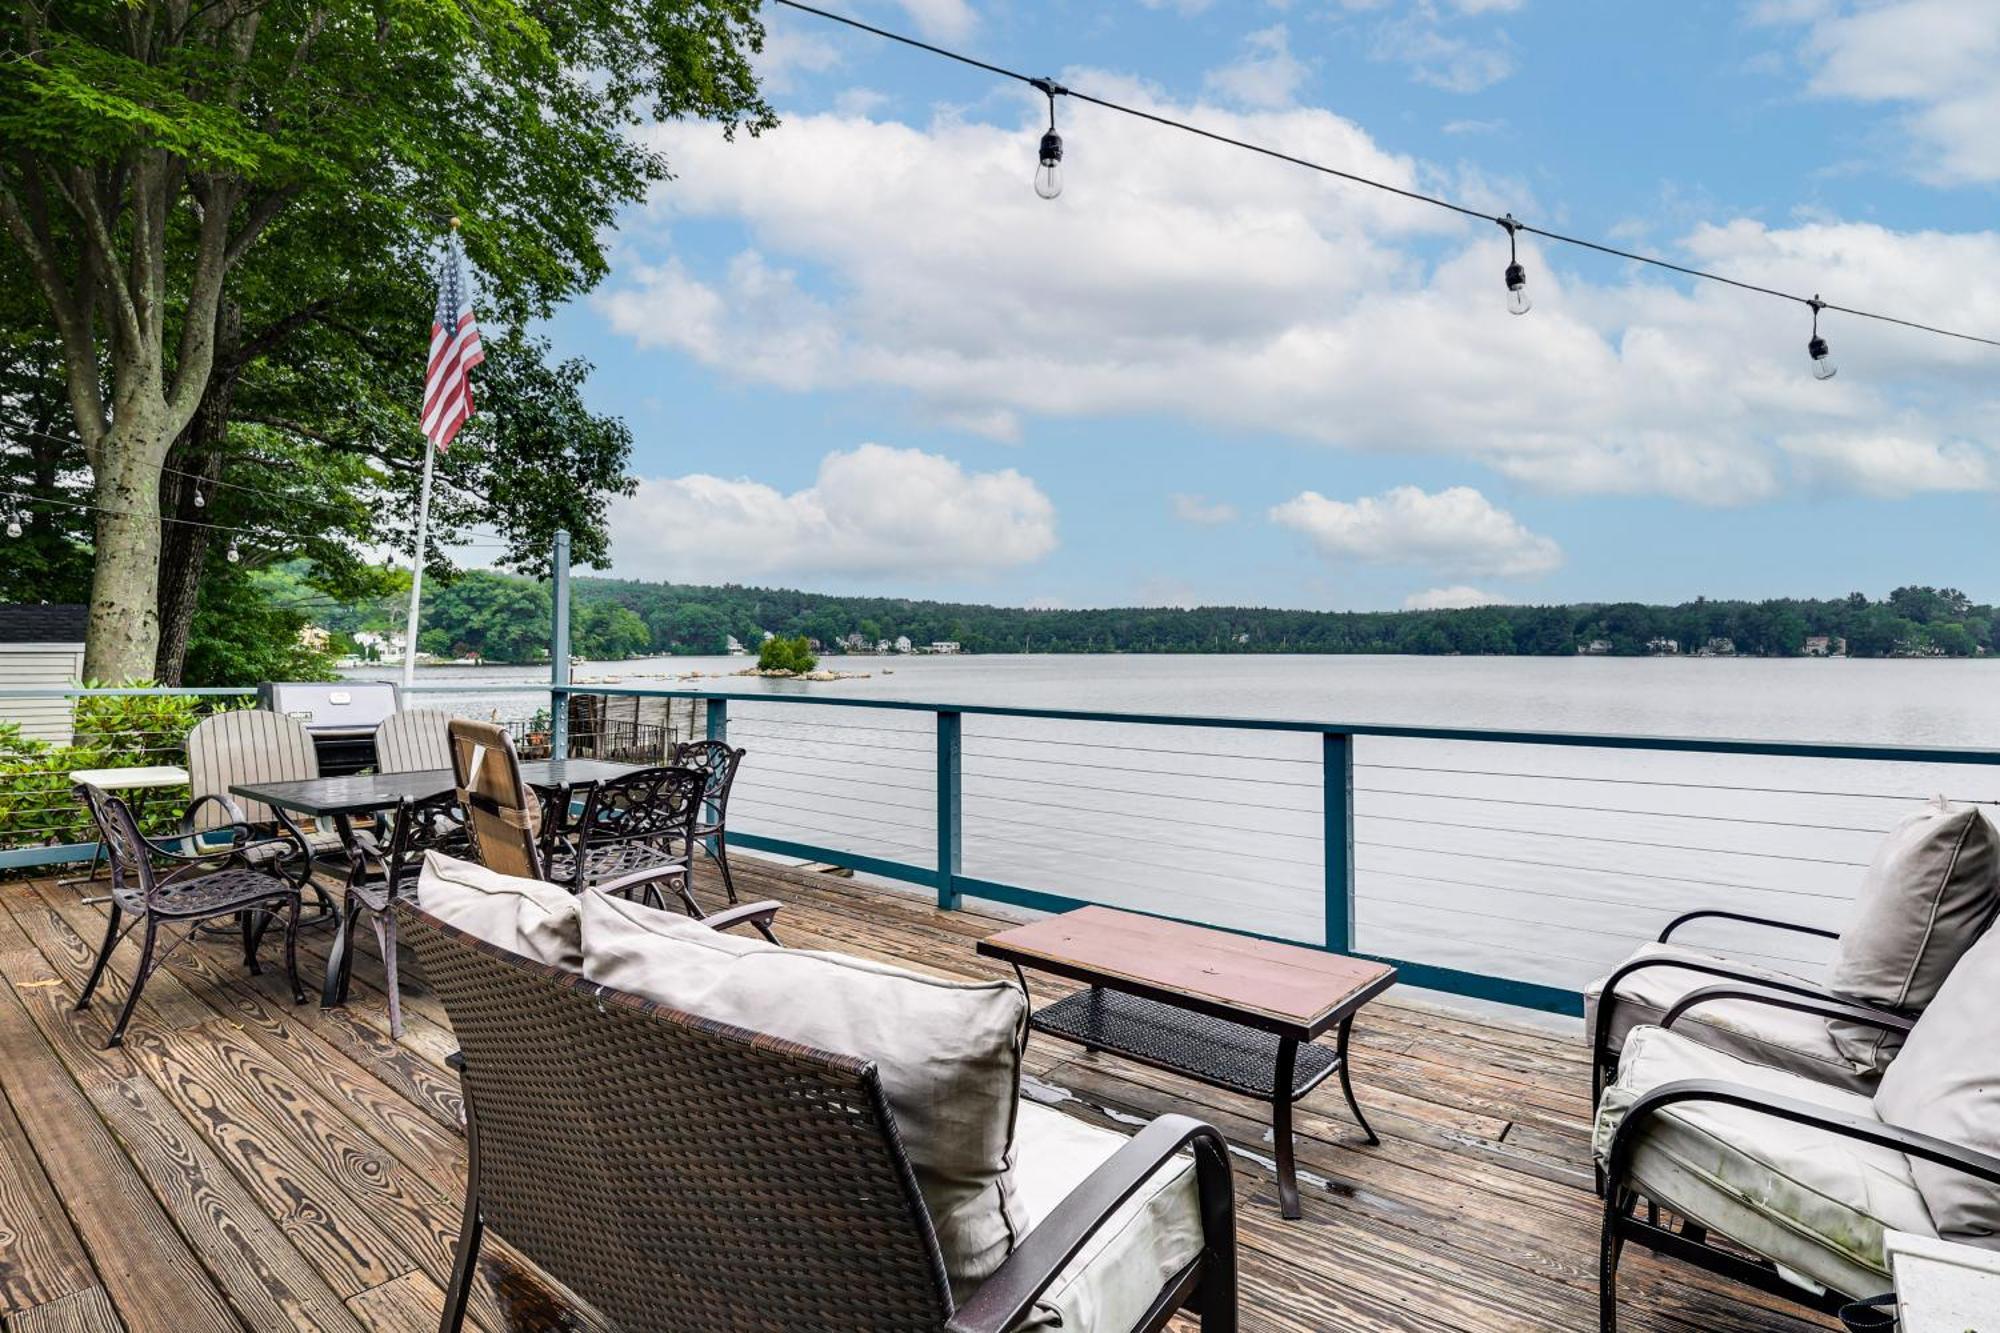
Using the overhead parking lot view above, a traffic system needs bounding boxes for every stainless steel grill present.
[258,681,401,774]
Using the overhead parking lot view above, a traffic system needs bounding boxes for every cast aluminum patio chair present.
[398,898,1240,1333]
[73,783,310,1047]
[540,764,768,935]
[374,707,456,774]
[671,738,747,904]
[1595,978,2000,1331]
[324,788,465,1037]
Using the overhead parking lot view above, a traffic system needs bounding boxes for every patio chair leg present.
[712,831,739,904]
[439,1202,485,1333]
[106,919,157,1048]
[374,912,404,1040]
[323,895,363,1010]
[76,904,121,1011]
[242,909,262,975]
[1598,1186,1629,1333]
[283,894,306,1005]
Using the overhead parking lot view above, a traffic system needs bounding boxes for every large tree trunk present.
[83,413,173,684]
[154,305,241,684]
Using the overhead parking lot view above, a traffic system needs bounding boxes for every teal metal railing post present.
[936,710,963,910]
[550,528,571,760]
[706,697,728,741]
[1322,732,1354,954]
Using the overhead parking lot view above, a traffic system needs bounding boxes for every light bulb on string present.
[1499,214,1530,316]
[226,539,241,564]
[5,514,20,539]
[1808,296,1836,381]
[192,489,205,509]
[1031,78,1065,200]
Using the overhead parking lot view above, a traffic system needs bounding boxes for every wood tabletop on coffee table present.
[977,905,1396,1038]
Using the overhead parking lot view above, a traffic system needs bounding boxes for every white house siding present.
[0,643,85,744]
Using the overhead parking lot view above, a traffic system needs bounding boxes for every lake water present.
[353,654,2000,1003]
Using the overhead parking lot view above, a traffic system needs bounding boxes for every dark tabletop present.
[232,758,642,818]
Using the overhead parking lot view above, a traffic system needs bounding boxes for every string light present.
[226,539,241,563]
[1808,296,1836,381]
[1499,214,1530,317]
[5,511,20,539]
[769,0,2000,376]
[191,489,206,508]
[1030,77,1065,200]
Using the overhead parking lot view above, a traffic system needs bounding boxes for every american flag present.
[421,233,485,451]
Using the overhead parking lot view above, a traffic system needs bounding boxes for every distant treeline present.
[306,572,2000,664]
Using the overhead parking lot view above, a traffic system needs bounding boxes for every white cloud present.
[1204,25,1311,110]
[1171,493,1240,525]
[1442,118,1505,135]
[893,0,977,42]
[607,444,1056,582]
[754,23,842,94]
[1403,584,1509,609]
[1140,0,1214,12]
[1781,432,1995,497]
[605,83,2000,509]
[1270,485,1562,576]
[1766,0,2000,183]
[1369,6,1516,93]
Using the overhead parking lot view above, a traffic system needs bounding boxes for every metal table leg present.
[1273,1037,1301,1219]
[1335,1015,1379,1146]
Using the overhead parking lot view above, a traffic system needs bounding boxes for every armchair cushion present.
[576,891,1029,1300]
[1584,943,1873,1091]
[413,852,582,971]
[1594,1025,1936,1298]
[1826,798,2000,1073]
[1003,1101,1203,1333]
[1874,920,2000,1247]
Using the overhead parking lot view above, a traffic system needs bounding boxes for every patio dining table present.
[231,758,642,1009]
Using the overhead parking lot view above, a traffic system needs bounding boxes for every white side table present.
[1886,1229,2000,1332]
[62,765,192,887]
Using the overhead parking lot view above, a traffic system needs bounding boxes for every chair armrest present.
[178,792,250,844]
[1592,955,1845,1102]
[1662,985,1915,1039]
[1658,909,1839,946]
[946,1114,1236,1333]
[700,901,782,935]
[593,858,690,900]
[1603,1077,2000,1198]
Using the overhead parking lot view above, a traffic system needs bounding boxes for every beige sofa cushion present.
[1584,943,1873,1092]
[414,851,581,971]
[1595,1025,1936,1298]
[1826,799,2000,1072]
[1006,1101,1203,1332]
[577,891,1029,1299]
[1873,921,2000,1248]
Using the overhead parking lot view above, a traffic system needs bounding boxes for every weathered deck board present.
[0,859,1836,1333]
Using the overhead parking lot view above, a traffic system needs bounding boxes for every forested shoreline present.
[308,570,2000,665]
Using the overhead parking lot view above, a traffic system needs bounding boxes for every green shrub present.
[756,634,818,674]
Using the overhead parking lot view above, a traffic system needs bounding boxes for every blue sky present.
[535,0,2000,612]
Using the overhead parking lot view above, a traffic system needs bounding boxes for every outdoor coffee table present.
[978,905,1397,1219]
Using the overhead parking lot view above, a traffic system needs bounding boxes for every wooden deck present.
[0,858,1838,1333]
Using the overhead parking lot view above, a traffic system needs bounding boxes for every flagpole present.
[401,431,438,690]
[402,217,459,691]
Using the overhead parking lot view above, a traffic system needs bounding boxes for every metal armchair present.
[1596,989,1998,1331]
[73,783,310,1047]
[322,789,466,1036]
[671,738,747,904]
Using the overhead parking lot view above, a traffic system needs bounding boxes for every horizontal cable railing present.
[10,680,2000,1016]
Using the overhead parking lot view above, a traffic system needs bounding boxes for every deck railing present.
[6,681,1999,1016]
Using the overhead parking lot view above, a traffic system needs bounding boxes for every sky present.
[535,0,2000,613]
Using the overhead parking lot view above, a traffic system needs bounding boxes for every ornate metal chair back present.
[374,708,456,774]
[384,789,468,888]
[672,738,746,825]
[447,718,543,879]
[573,765,705,861]
[185,708,319,831]
[76,784,155,904]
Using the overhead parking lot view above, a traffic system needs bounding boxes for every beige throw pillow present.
[1872,921,2000,1248]
[1826,798,2000,1072]
[577,891,1029,1298]
[414,851,582,971]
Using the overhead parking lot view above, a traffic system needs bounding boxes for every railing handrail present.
[0,683,553,700]
[556,685,2000,766]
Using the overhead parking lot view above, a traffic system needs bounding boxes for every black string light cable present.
[770,0,2000,367]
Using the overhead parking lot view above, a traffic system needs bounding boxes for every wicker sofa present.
[398,894,1239,1332]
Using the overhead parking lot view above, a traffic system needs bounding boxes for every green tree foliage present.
[0,0,772,681]
[758,634,817,674]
